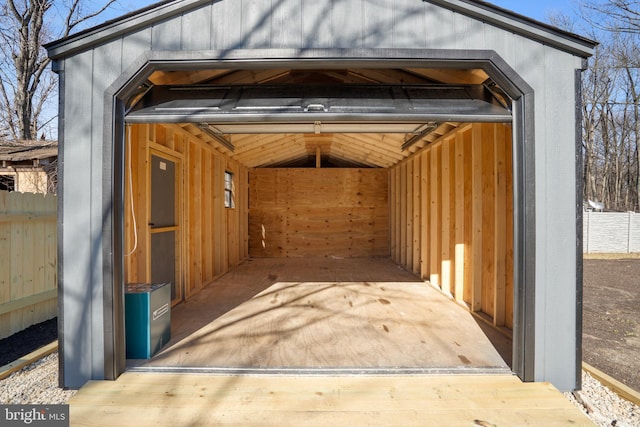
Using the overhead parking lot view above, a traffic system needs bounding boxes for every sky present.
[489,0,577,22]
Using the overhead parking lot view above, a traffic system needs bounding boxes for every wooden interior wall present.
[124,124,249,300]
[390,123,514,329]
[249,168,389,258]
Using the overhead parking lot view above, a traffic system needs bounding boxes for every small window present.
[0,175,15,192]
[224,171,235,208]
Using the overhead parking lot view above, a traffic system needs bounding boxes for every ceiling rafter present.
[234,136,307,165]
[244,144,310,168]
[149,70,230,85]
[328,141,393,168]
[232,133,288,154]
[206,69,292,85]
[407,68,489,85]
[346,69,436,84]
[331,134,405,162]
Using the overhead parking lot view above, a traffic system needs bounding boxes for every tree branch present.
[63,0,118,37]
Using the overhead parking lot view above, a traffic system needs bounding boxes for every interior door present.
[150,153,182,304]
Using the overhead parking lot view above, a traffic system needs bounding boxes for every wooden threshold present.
[69,372,594,426]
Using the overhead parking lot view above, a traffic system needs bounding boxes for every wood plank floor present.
[69,372,594,426]
[133,258,510,372]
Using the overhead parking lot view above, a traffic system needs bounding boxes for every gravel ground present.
[1,351,639,426]
[565,371,640,426]
[0,352,76,404]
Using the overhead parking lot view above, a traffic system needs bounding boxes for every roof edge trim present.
[46,0,212,59]
[426,0,596,57]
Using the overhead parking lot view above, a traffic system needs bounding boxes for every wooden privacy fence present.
[583,210,640,253]
[0,190,57,340]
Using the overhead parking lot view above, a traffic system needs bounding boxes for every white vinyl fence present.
[583,211,640,253]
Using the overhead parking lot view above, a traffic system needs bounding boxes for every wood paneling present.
[391,123,514,330]
[412,156,421,275]
[429,144,441,289]
[419,151,430,279]
[124,124,249,302]
[0,191,57,340]
[249,169,389,258]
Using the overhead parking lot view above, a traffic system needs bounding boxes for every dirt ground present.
[583,257,640,392]
[0,318,57,366]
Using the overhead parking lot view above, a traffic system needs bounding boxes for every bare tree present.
[0,0,116,141]
[581,40,615,206]
[583,0,640,33]
[618,35,640,210]
[560,2,640,212]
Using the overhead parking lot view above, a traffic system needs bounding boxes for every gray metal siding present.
[453,12,485,50]
[428,2,457,47]
[60,52,104,387]
[121,28,153,61]
[152,15,183,50]
[535,45,581,392]
[182,4,213,50]
[56,0,588,390]
[394,0,428,48]
[332,1,364,48]
[212,0,244,50]
[243,0,274,48]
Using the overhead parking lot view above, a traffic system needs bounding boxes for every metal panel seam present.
[574,67,584,391]
[55,63,67,388]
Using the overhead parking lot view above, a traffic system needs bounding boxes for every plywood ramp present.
[69,373,594,426]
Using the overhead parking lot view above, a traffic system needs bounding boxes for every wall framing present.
[391,123,514,330]
[124,123,249,304]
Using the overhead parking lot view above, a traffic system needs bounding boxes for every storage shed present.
[46,0,596,391]
[0,141,57,194]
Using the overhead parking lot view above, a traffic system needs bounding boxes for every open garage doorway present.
[121,66,517,376]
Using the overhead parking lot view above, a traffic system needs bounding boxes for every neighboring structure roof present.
[45,0,597,59]
[0,141,58,162]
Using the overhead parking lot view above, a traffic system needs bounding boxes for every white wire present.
[125,125,138,257]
